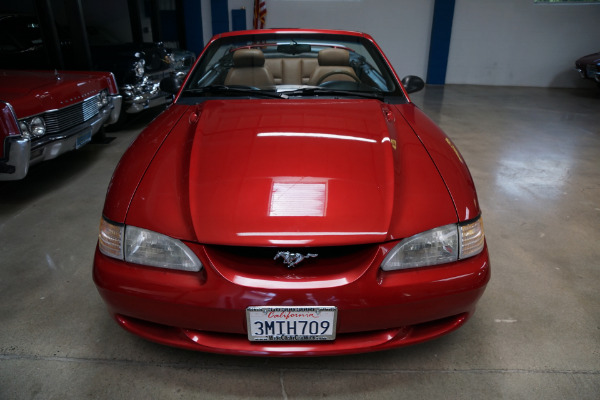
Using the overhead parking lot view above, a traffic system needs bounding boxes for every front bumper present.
[576,64,600,83]
[121,71,174,114]
[0,96,121,181]
[93,243,490,356]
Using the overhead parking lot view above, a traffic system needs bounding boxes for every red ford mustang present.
[93,29,490,356]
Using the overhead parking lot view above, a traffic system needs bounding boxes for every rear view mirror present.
[160,76,182,95]
[277,44,311,55]
[401,75,425,94]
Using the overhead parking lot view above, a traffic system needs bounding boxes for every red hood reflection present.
[125,99,456,246]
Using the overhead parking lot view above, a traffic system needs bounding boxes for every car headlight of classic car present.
[18,115,46,138]
[165,53,177,67]
[380,217,485,271]
[98,218,203,272]
[97,89,109,108]
[134,59,146,78]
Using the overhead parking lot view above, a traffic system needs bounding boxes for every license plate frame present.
[76,129,92,149]
[246,306,337,342]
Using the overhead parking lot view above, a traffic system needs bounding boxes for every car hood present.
[576,51,600,66]
[126,99,457,246]
[0,70,108,119]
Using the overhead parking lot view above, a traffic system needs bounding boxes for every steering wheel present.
[317,70,360,85]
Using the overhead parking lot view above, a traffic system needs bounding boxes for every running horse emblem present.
[274,251,318,268]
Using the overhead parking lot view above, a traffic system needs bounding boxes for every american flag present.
[253,0,267,29]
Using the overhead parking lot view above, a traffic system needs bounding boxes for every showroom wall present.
[3,0,596,87]
[226,0,435,83]
[218,0,600,88]
[446,0,600,88]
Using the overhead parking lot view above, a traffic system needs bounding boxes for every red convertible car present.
[0,69,121,180]
[94,29,490,356]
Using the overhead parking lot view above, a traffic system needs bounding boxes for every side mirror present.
[160,76,182,95]
[401,75,425,94]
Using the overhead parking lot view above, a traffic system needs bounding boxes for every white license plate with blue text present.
[247,306,337,342]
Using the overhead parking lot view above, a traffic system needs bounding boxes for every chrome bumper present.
[0,99,118,181]
[577,65,600,83]
[107,95,123,124]
[124,93,172,114]
[121,72,173,114]
[0,137,30,180]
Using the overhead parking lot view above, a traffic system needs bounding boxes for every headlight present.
[30,116,46,137]
[124,226,203,272]
[134,59,145,78]
[98,218,202,272]
[18,116,46,138]
[19,121,30,138]
[97,90,109,108]
[165,53,176,66]
[381,216,485,271]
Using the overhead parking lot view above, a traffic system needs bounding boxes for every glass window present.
[181,32,404,100]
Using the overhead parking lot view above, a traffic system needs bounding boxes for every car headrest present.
[317,48,350,66]
[232,49,266,67]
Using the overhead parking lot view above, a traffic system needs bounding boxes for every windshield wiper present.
[282,87,385,100]
[182,85,285,99]
[182,85,386,101]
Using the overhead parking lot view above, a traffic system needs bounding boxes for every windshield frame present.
[178,31,407,103]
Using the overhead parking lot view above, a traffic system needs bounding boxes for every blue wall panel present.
[231,8,246,31]
[211,0,229,35]
[182,0,204,55]
[426,0,455,85]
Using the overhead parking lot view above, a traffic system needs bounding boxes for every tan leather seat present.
[224,49,274,87]
[266,58,318,85]
[308,49,359,86]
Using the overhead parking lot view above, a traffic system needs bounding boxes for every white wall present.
[202,0,600,88]
[201,0,213,49]
[447,0,600,88]
[221,0,435,80]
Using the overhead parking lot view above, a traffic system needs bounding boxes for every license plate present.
[76,130,92,149]
[247,306,337,342]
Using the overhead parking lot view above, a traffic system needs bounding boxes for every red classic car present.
[93,29,490,356]
[0,69,121,180]
[0,15,194,121]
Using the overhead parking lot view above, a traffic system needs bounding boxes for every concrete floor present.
[0,85,599,399]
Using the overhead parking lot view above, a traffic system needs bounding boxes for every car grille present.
[204,244,378,280]
[44,94,100,135]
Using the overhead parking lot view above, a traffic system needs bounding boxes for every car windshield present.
[181,32,404,100]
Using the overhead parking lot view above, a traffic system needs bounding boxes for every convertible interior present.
[187,40,395,94]
[224,47,360,88]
